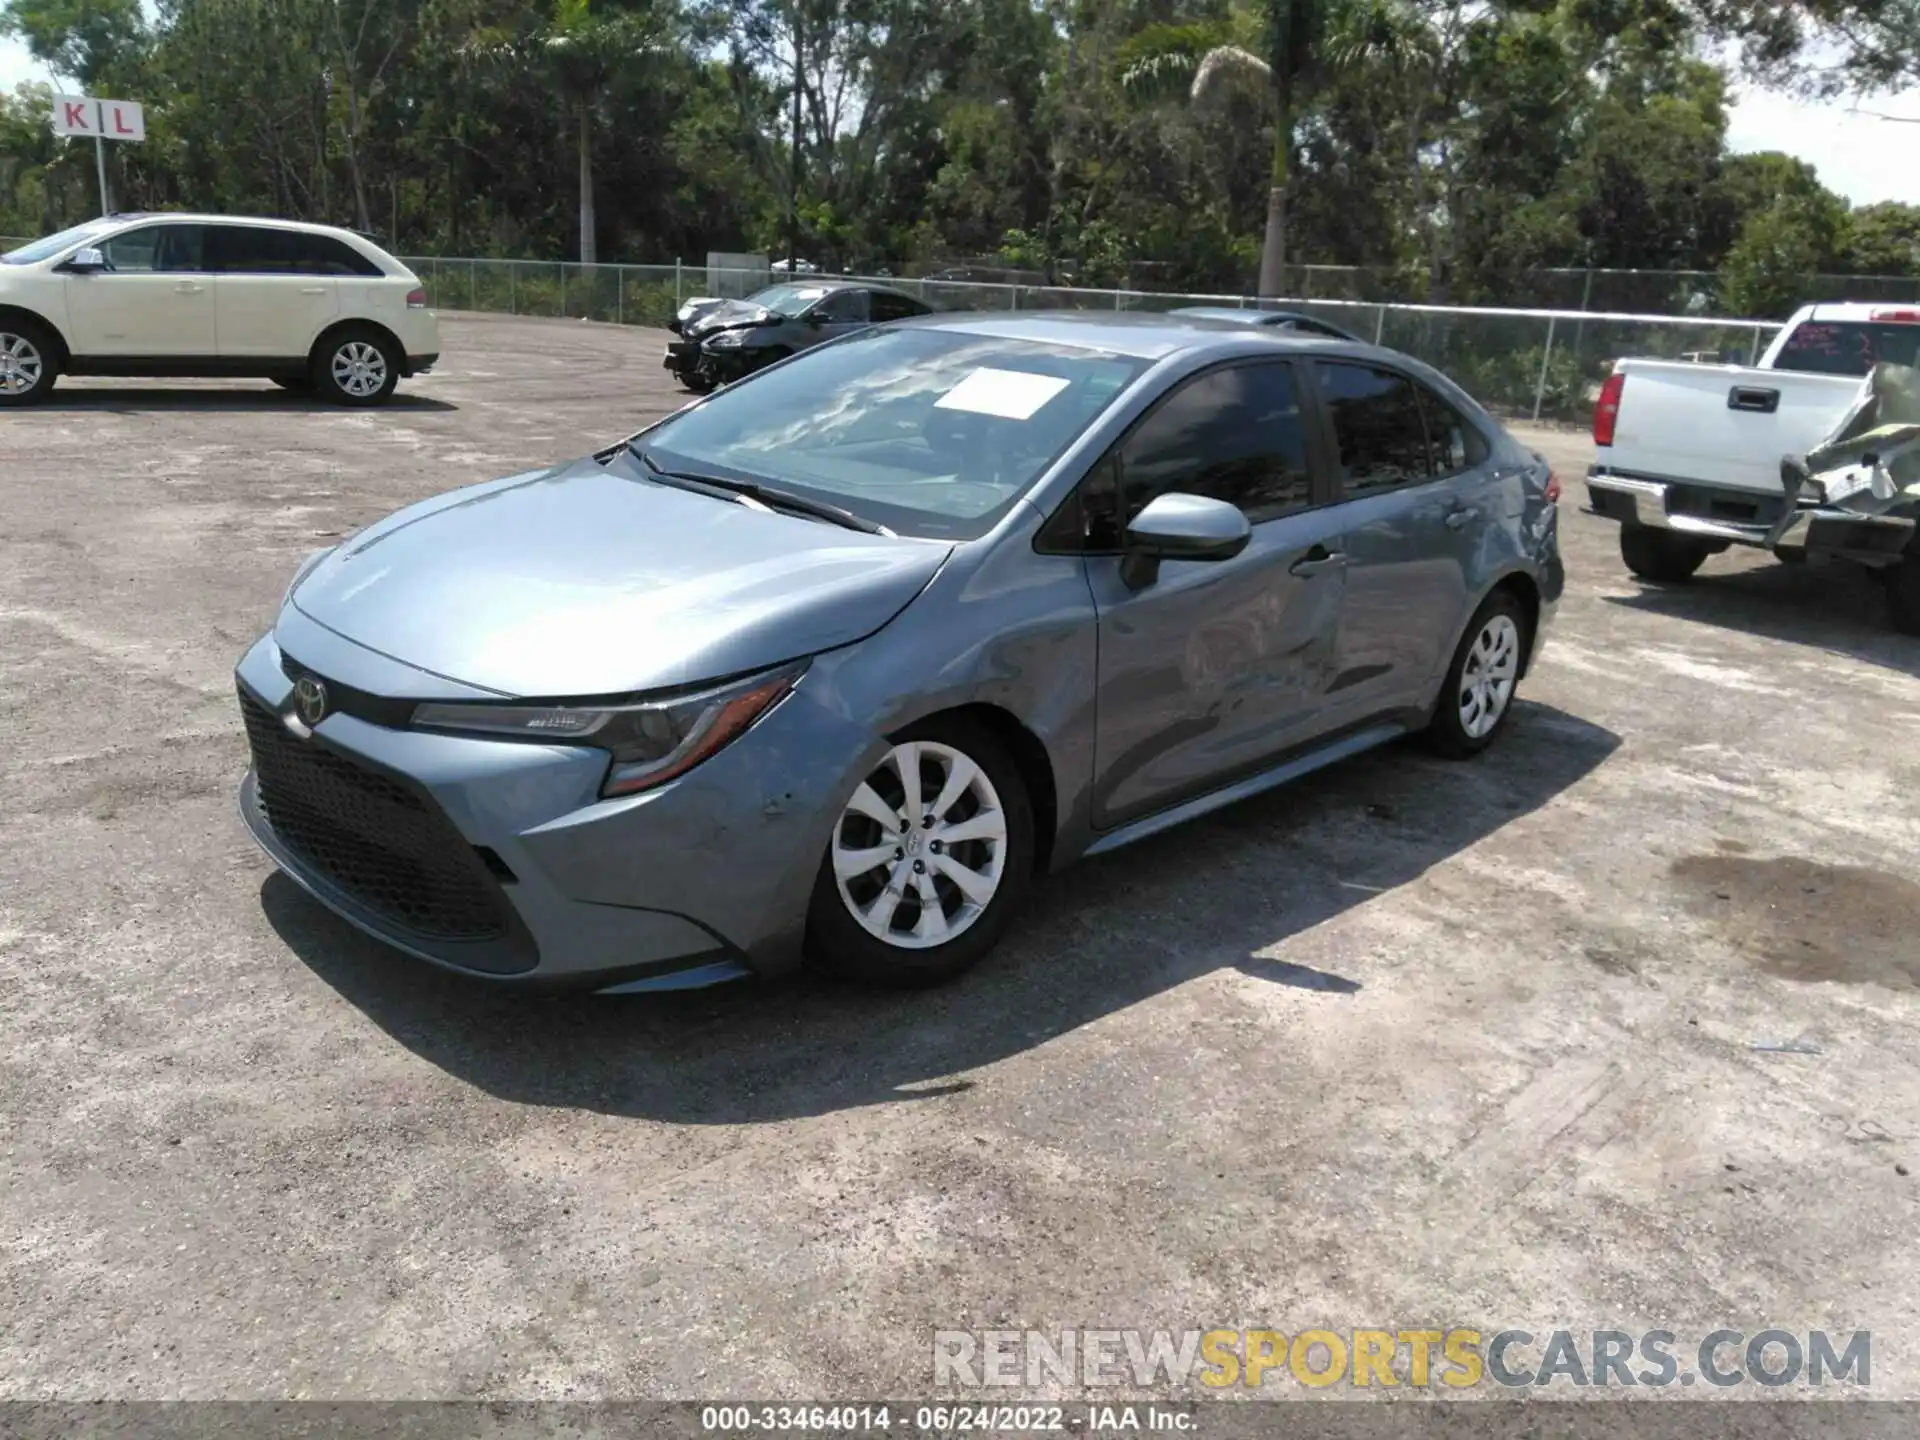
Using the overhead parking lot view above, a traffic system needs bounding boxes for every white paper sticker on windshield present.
[935,367,1071,420]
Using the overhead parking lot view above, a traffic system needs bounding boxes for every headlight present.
[704,329,747,349]
[409,661,806,798]
[282,545,334,606]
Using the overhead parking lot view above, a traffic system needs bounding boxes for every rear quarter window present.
[1773,322,1920,376]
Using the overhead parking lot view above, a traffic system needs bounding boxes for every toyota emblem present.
[294,675,329,727]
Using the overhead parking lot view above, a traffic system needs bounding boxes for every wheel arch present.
[0,304,71,364]
[1485,570,1543,678]
[308,317,407,374]
[888,702,1061,877]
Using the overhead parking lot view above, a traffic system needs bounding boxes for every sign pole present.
[94,134,112,216]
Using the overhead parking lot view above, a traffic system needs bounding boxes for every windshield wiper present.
[631,447,890,535]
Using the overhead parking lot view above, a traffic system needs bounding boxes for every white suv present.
[0,213,441,407]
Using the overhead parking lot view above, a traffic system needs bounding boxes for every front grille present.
[240,690,512,942]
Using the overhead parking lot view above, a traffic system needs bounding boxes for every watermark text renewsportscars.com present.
[932,1328,1871,1390]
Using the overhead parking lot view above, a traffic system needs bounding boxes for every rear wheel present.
[805,718,1034,988]
[1425,591,1529,759]
[1886,558,1920,637]
[311,326,400,406]
[0,319,59,406]
[1620,524,1710,583]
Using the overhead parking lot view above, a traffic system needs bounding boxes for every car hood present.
[287,454,950,697]
[687,300,777,336]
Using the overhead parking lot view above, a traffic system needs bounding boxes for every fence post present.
[1114,288,1123,311]
[675,258,683,307]
[1531,316,1558,422]
[1009,284,1018,311]
[617,266,624,326]
[469,259,477,312]
[1749,326,1763,366]
[1374,305,1387,345]
[560,265,567,317]
[509,262,517,316]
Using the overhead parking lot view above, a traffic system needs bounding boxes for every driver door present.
[799,288,870,350]
[1073,360,1351,830]
[62,223,215,358]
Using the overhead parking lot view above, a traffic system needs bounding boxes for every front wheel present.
[1620,524,1709,583]
[311,327,400,407]
[0,320,60,406]
[1426,591,1529,759]
[678,370,716,395]
[805,718,1034,988]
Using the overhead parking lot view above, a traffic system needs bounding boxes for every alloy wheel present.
[1458,613,1520,739]
[331,341,389,398]
[0,332,44,396]
[832,740,1008,950]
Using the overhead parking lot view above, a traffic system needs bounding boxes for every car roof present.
[896,308,1375,361]
[95,212,384,244]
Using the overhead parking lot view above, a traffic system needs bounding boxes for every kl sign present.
[51,96,145,142]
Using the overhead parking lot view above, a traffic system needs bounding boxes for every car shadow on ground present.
[38,387,458,413]
[1603,561,1920,678]
[265,699,1620,1125]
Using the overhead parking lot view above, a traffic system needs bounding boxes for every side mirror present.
[1119,492,1251,590]
[63,246,107,274]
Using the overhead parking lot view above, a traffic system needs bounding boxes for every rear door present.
[62,223,215,358]
[208,225,343,360]
[1079,359,1351,829]
[1307,360,1490,722]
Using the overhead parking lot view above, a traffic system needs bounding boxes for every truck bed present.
[1597,359,1864,497]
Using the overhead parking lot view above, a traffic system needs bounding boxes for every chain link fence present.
[399,256,1784,422]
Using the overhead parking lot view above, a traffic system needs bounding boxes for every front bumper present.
[233,626,869,990]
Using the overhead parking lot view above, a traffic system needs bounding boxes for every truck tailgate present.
[1602,360,1863,495]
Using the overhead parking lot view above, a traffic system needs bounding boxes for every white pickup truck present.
[1584,302,1920,630]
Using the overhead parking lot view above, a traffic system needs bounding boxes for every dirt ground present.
[3,312,1918,1403]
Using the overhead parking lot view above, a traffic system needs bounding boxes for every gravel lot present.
[3,312,1919,1402]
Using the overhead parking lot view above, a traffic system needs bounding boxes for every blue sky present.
[4,32,1917,211]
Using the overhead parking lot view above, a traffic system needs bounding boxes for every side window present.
[1114,362,1315,529]
[207,225,291,274]
[816,289,870,323]
[98,226,162,273]
[868,290,921,322]
[1316,362,1433,495]
[297,233,380,277]
[1416,385,1490,477]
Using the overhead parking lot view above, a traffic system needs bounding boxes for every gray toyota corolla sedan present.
[235,312,1562,991]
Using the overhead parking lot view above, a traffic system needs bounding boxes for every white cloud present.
[1726,83,1920,207]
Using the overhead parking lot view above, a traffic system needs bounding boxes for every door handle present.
[1728,385,1780,413]
[298,286,328,296]
[1444,506,1476,530]
[1289,545,1347,577]
[174,281,204,295]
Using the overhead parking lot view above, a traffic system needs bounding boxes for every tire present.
[310,326,400,407]
[1425,590,1529,759]
[0,318,60,406]
[1620,524,1709,583]
[1886,558,1920,637]
[679,371,716,395]
[804,717,1035,988]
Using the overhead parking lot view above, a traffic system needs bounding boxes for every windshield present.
[1774,321,1920,377]
[752,283,833,317]
[2,221,117,265]
[637,327,1149,540]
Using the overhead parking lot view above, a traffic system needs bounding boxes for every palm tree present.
[1123,0,1419,296]
[467,0,671,264]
